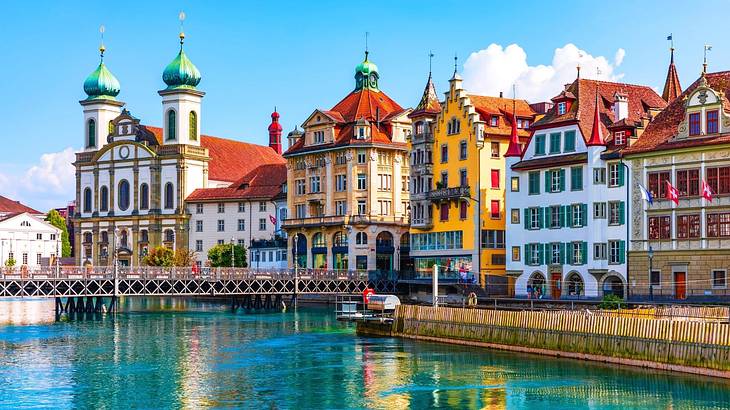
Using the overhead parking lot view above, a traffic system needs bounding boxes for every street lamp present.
[648,245,654,301]
[230,238,235,269]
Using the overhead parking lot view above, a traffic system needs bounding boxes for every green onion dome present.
[83,58,120,100]
[162,45,201,90]
[355,52,378,77]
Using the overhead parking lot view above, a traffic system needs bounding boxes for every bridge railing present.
[0,266,373,282]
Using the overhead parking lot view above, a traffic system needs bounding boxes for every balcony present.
[157,144,209,158]
[428,186,471,202]
[410,217,433,230]
[411,132,434,144]
[348,215,409,227]
[411,162,433,175]
[281,215,346,229]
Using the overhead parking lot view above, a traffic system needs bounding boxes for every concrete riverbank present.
[357,304,730,378]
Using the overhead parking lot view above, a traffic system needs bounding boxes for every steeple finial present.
[99,25,106,60]
[667,33,675,63]
[364,31,369,60]
[703,44,712,74]
[429,51,434,75]
[453,53,458,75]
[178,11,186,48]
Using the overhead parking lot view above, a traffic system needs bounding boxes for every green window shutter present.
[537,207,544,229]
[581,203,588,226]
[524,208,529,229]
[545,206,552,228]
[524,244,529,264]
[619,241,626,264]
[559,242,565,264]
[580,242,588,264]
[564,130,576,152]
[566,205,573,228]
[566,242,573,264]
[559,169,566,192]
[537,244,543,265]
[617,164,625,187]
[559,206,566,227]
[618,201,625,225]
[545,171,551,193]
[571,167,583,191]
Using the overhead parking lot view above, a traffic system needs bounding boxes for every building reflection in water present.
[0,298,56,325]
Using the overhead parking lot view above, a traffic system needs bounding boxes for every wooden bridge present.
[0,266,397,314]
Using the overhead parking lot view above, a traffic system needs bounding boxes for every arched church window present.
[189,111,197,141]
[83,188,92,213]
[99,186,109,212]
[164,182,174,209]
[139,183,149,210]
[118,180,130,211]
[87,119,96,148]
[167,110,176,140]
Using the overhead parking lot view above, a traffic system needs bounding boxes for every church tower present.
[158,21,204,146]
[80,38,124,152]
[662,46,682,102]
[268,109,283,155]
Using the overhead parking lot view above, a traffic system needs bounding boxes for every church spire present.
[412,52,441,115]
[505,85,522,157]
[586,84,605,146]
[662,37,682,102]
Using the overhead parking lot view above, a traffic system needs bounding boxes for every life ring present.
[467,292,478,307]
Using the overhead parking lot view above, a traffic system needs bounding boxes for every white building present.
[505,78,665,299]
[0,195,61,267]
[186,162,288,268]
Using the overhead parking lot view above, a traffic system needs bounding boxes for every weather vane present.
[99,25,106,59]
[428,51,434,74]
[179,11,186,46]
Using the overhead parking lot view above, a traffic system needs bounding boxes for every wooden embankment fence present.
[373,305,730,378]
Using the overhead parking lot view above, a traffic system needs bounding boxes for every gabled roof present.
[284,87,406,156]
[624,71,730,155]
[0,195,41,215]
[186,163,287,202]
[469,94,537,138]
[532,79,666,143]
[144,126,285,182]
[662,48,682,102]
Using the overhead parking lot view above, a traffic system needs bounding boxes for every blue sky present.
[0,1,726,211]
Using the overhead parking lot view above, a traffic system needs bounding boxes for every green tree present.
[45,209,71,257]
[173,248,197,267]
[207,244,247,268]
[142,246,175,267]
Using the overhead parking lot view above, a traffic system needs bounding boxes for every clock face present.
[369,74,377,87]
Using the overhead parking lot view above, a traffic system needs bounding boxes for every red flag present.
[269,214,277,225]
[702,179,714,202]
[665,181,679,205]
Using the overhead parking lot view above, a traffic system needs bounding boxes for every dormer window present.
[313,130,325,144]
[689,113,701,136]
[355,119,370,140]
[358,128,365,138]
[490,116,499,127]
[707,110,719,134]
[614,131,626,145]
[557,102,567,115]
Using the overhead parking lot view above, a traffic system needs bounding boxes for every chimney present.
[613,92,628,122]
[268,108,283,155]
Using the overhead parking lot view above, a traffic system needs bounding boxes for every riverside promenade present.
[358,304,730,378]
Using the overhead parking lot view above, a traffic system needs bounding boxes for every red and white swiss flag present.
[665,181,679,205]
[702,179,714,202]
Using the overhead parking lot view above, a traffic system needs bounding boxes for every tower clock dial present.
[369,74,377,88]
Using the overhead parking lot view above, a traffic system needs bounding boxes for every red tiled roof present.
[0,195,41,215]
[512,152,588,170]
[186,163,287,201]
[532,79,666,143]
[469,94,537,138]
[285,88,406,156]
[624,71,730,155]
[144,126,285,182]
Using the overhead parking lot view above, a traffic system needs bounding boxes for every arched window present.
[139,183,149,210]
[312,232,326,247]
[566,272,584,297]
[118,180,130,211]
[400,233,410,247]
[167,110,176,140]
[356,232,368,245]
[333,231,348,247]
[83,188,92,212]
[164,229,175,243]
[189,111,197,141]
[120,230,128,248]
[140,229,149,243]
[101,231,109,244]
[99,186,109,212]
[376,231,394,247]
[83,232,93,244]
[108,120,114,136]
[87,119,96,148]
[164,182,174,209]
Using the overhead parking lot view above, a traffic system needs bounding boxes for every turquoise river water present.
[0,298,729,409]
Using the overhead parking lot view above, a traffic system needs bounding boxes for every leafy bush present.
[599,294,626,310]
[207,244,247,268]
[142,246,175,267]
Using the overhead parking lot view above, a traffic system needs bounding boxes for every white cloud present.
[22,147,76,194]
[462,43,626,103]
[0,148,77,212]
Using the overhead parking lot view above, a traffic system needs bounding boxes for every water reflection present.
[0,298,728,409]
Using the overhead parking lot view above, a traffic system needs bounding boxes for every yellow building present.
[409,70,537,291]
[282,52,412,272]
